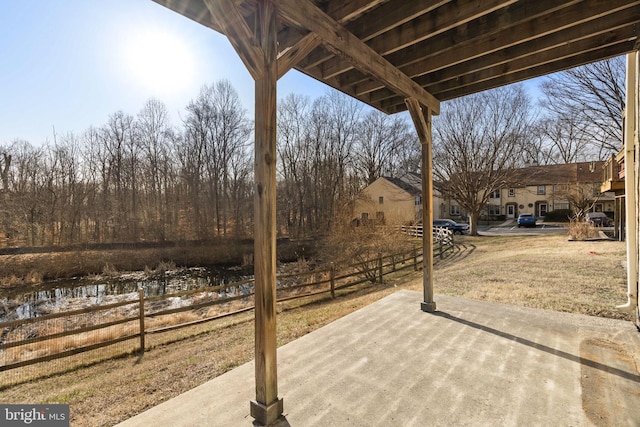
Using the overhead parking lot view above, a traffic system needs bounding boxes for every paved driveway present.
[479,221,569,236]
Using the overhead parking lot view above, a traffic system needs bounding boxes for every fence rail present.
[0,246,428,383]
[399,225,454,258]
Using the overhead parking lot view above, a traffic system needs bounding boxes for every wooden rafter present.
[202,0,264,80]
[278,0,440,114]
[277,33,321,79]
[318,0,517,79]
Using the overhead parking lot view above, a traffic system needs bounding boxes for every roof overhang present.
[153,0,640,115]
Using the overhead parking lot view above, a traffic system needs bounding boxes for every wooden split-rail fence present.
[0,246,431,384]
[399,225,454,258]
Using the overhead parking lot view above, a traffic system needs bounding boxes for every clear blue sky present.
[0,0,332,145]
[0,0,545,146]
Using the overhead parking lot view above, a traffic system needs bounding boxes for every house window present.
[508,188,515,197]
[555,202,570,210]
[376,211,385,221]
[361,212,369,220]
[450,205,460,216]
[488,204,500,215]
[537,185,546,195]
[490,189,500,199]
[415,195,422,206]
[378,196,384,204]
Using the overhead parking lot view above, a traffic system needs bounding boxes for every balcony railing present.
[601,153,625,193]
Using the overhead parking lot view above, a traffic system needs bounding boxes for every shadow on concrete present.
[435,311,640,383]
[267,416,291,426]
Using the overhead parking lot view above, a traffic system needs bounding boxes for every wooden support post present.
[405,98,436,313]
[635,50,640,324]
[250,1,283,424]
[138,289,145,353]
[330,263,336,299]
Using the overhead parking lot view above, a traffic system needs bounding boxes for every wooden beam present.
[427,28,638,95]
[404,98,436,313]
[278,0,440,115]
[277,33,322,79]
[325,0,386,23]
[302,0,449,71]
[249,0,283,425]
[296,0,391,69]
[321,0,514,79]
[404,0,635,79]
[432,41,637,100]
[414,9,640,90]
[340,0,585,92]
[203,0,264,80]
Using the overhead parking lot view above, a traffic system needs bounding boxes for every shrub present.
[568,219,600,240]
[544,209,573,222]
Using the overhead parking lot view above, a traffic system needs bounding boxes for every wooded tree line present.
[0,57,625,245]
[0,82,419,246]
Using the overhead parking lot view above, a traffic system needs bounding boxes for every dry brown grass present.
[568,220,603,240]
[0,233,632,427]
[427,234,629,320]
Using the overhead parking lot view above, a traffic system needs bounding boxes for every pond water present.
[0,265,254,322]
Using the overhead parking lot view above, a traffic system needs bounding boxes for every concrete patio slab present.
[117,290,640,426]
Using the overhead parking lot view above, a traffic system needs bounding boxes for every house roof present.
[152,0,639,115]
[510,161,605,187]
[383,173,422,196]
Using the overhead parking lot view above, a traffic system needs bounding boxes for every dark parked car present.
[517,213,536,228]
[585,212,611,226]
[433,219,470,234]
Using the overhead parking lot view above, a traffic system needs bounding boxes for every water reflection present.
[0,265,254,322]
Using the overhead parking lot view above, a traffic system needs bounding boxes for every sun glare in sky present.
[121,27,196,97]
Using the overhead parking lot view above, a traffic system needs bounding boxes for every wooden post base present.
[421,301,437,313]
[250,398,283,426]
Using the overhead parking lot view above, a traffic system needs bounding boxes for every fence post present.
[378,253,383,283]
[439,240,444,259]
[413,247,418,271]
[139,289,145,354]
[330,263,335,299]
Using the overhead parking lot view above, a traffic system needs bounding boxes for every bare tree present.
[99,111,137,241]
[540,56,625,156]
[555,183,601,221]
[433,85,532,235]
[537,111,598,164]
[277,93,313,235]
[516,123,556,166]
[181,93,210,239]
[207,80,252,236]
[136,98,178,241]
[0,149,10,193]
[182,81,252,238]
[308,92,361,232]
[353,110,415,185]
[6,140,46,245]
